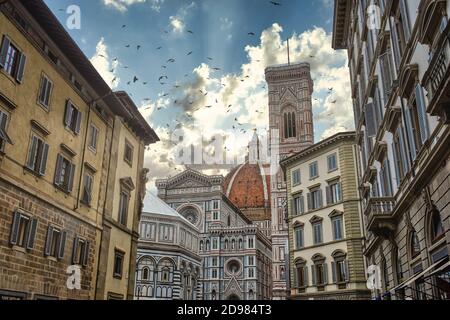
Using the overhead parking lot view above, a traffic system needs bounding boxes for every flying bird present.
[159,75,168,81]
[156,46,163,50]
[270,1,282,6]
[187,51,193,55]
[133,76,138,83]
[248,32,255,36]
[187,30,194,34]
[167,58,176,63]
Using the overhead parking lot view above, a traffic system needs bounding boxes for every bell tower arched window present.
[283,112,297,139]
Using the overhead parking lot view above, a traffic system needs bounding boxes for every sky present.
[43,0,353,206]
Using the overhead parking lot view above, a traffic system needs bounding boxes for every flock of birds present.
[62,1,343,170]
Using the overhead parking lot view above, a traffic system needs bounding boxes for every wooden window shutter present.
[15,53,26,83]
[344,260,350,282]
[72,236,79,264]
[64,101,73,127]
[303,266,309,287]
[365,103,376,137]
[74,110,82,135]
[300,194,304,214]
[58,230,67,259]
[323,262,329,284]
[392,142,401,186]
[0,36,10,68]
[9,210,21,245]
[39,143,49,176]
[307,193,312,211]
[405,108,417,160]
[82,241,90,267]
[26,136,38,170]
[311,265,317,286]
[44,226,54,256]
[54,154,63,185]
[290,199,295,215]
[0,111,12,145]
[318,189,323,208]
[67,163,75,192]
[399,0,411,39]
[415,85,429,144]
[25,217,38,250]
[326,186,331,205]
[331,262,337,284]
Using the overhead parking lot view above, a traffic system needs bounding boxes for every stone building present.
[264,62,315,299]
[0,0,158,300]
[281,132,370,300]
[156,168,273,300]
[333,0,450,299]
[135,193,202,300]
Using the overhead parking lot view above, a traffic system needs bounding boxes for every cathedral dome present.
[223,161,271,222]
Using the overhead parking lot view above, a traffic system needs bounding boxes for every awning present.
[389,258,448,294]
[424,260,450,279]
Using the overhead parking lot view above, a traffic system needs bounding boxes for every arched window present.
[294,258,308,290]
[206,240,210,251]
[238,239,243,250]
[199,240,204,251]
[227,216,231,227]
[410,230,421,259]
[283,111,297,139]
[211,290,217,300]
[331,250,348,285]
[231,239,236,250]
[430,208,445,244]
[248,290,254,300]
[224,239,229,250]
[158,259,175,283]
[142,267,149,281]
[312,254,327,287]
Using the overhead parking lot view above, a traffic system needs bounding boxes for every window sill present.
[11,245,27,254]
[36,101,50,113]
[46,256,58,262]
[113,274,123,280]
[54,184,71,195]
[22,166,44,180]
[0,68,19,86]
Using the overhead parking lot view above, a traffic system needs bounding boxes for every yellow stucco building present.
[0,0,158,300]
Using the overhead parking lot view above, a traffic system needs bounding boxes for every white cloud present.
[220,17,233,31]
[103,0,164,12]
[143,23,353,193]
[90,38,120,89]
[169,2,196,34]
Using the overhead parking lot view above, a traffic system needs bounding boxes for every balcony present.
[364,197,397,238]
[423,23,450,120]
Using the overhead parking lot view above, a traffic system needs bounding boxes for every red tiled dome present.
[223,161,271,221]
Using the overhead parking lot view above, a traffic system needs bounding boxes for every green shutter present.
[26,217,38,250]
[9,211,21,245]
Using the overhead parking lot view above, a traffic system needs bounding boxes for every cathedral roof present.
[223,161,271,221]
[144,192,198,230]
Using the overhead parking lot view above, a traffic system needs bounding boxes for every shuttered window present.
[293,194,304,215]
[38,74,53,109]
[72,236,90,267]
[9,210,38,250]
[44,225,67,260]
[332,216,343,240]
[292,169,301,186]
[313,222,323,245]
[0,36,26,83]
[64,100,82,135]
[81,172,94,206]
[113,250,125,279]
[88,124,99,151]
[26,134,49,176]
[326,181,342,205]
[118,191,130,226]
[54,154,75,193]
[294,226,304,249]
[0,109,12,151]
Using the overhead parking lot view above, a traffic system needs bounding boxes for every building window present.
[309,161,319,179]
[212,200,220,210]
[124,140,134,166]
[113,250,125,279]
[54,154,75,193]
[326,181,342,205]
[118,191,130,226]
[408,85,429,155]
[72,236,90,267]
[295,260,308,289]
[293,194,304,215]
[292,169,301,186]
[38,74,53,109]
[81,171,94,206]
[26,134,49,176]
[88,124,99,152]
[308,187,323,211]
[331,251,348,285]
[9,210,38,250]
[312,255,328,288]
[393,125,408,184]
[212,238,218,250]
[284,112,297,139]
[0,109,12,152]
[0,36,26,82]
[212,211,219,221]
[211,269,218,279]
[294,225,304,249]
[312,222,323,245]
[248,237,254,249]
[327,153,338,172]
[430,208,445,244]
[248,267,255,278]
[44,225,67,260]
[64,100,82,135]
[380,158,393,197]
[332,216,343,241]
[410,230,421,259]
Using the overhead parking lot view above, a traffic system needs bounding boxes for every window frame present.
[0,108,12,152]
[292,169,301,186]
[37,73,53,110]
[309,161,319,180]
[25,133,50,177]
[113,249,125,279]
[327,153,338,172]
[54,153,75,193]
[88,123,99,153]
[124,139,134,166]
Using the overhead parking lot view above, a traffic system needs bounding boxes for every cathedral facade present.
[156,169,273,300]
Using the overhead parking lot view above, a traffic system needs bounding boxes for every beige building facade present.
[282,132,370,300]
[333,0,450,299]
[0,0,158,300]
